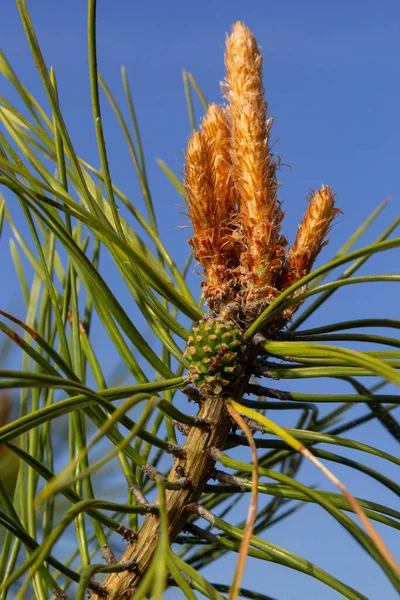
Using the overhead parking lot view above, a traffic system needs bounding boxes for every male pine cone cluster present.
[183,22,340,394]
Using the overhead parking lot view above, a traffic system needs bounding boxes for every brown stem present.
[90,376,250,599]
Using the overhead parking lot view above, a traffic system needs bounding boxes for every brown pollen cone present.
[184,105,239,310]
[279,185,341,321]
[224,22,286,310]
[281,185,340,289]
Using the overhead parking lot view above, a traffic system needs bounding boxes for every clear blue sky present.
[1,1,399,599]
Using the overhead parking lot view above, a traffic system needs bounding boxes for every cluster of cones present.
[184,22,340,328]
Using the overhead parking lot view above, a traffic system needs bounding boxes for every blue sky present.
[1,1,399,599]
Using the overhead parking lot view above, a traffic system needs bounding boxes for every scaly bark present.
[91,374,251,599]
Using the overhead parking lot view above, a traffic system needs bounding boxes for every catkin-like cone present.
[200,103,235,222]
[280,185,340,291]
[224,22,286,307]
[184,105,240,309]
[184,129,214,261]
[276,185,341,326]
